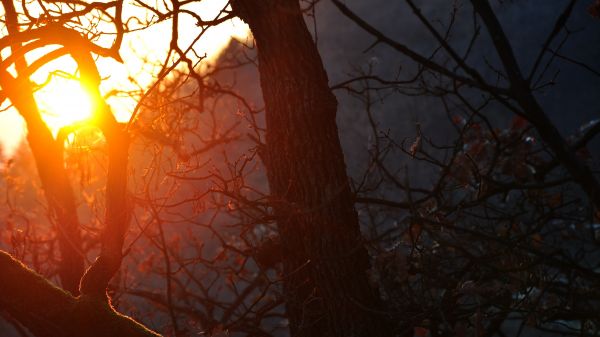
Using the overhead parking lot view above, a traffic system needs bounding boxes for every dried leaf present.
[410,123,422,157]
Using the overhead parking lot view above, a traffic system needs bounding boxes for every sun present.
[34,75,95,134]
[0,0,249,155]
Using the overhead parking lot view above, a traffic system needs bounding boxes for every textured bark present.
[231,1,391,336]
[0,250,160,337]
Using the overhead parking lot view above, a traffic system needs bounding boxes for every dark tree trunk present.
[231,1,391,336]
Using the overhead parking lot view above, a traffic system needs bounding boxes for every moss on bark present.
[0,250,160,337]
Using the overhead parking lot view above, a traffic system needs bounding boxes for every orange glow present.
[0,0,249,154]
[34,75,95,133]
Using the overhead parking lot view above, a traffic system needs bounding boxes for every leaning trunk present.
[231,1,391,336]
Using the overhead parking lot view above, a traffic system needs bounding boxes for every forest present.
[0,0,599,336]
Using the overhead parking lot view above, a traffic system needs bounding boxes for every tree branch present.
[471,0,600,209]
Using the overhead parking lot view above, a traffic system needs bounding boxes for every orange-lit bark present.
[70,49,132,297]
[13,89,85,295]
[0,21,147,335]
[0,0,85,292]
[79,123,131,296]
[231,1,392,336]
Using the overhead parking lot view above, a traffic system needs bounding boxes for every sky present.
[0,0,248,156]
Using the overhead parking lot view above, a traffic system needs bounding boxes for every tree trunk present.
[231,1,391,336]
[25,113,86,295]
[1,75,85,295]
[1,0,84,294]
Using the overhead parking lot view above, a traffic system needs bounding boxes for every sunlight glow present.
[35,76,94,133]
[0,0,249,155]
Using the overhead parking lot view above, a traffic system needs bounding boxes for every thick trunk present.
[0,250,160,337]
[231,1,391,336]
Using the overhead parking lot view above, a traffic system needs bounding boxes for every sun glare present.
[0,0,249,154]
[35,76,94,134]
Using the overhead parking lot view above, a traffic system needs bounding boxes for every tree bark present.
[0,250,160,337]
[0,72,85,295]
[230,1,391,336]
[1,0,84,294]
[24,108,86,295]
[79,124,131,296]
